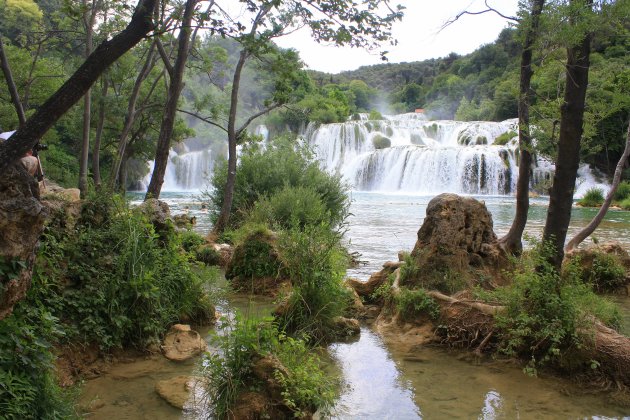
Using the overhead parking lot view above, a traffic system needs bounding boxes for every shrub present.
[620,197,630,210]
[195,246,221,266]
[276,224,351,343]
[207,136,349,230]
[180,230,205,253]
[395,288,441,321]
[494,131,517,146]
[202,316,335,419]
[247,185,329,230]
[581,252,626,292]
[368,110,383,120]
[489,241,620,374]
[578,187,604,207]
[613,181,630,202]
[32,196,217,350]
[372,134,391,149]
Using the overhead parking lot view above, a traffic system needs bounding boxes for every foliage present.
[31,194,216,350]
[226,226,283,281]
[613,181,630,202]
[202,315,335,419]
[620,198,630,211]
[494,131,517,146]
[180,230,205,253]
[395,288,441,321]
[399,252,467,295]
[485,241,621,374]
[368,110,383,120]
[207,135,349,230]
[0,294,76,418]
[276,223,351,343]
[577,187,605,207]
[577,252,626,293]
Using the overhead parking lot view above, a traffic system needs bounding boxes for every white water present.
[305,113,608,198]
[141,147,213,191]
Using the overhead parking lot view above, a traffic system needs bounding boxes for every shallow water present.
[88,191,630,419]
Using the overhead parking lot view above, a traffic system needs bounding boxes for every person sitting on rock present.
[0,131,39,176]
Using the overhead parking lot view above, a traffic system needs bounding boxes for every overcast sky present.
[274,0,520,74]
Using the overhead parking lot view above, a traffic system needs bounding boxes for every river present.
[78,191,630,419]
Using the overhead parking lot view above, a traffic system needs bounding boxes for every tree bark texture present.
[565,119,630,252]
[499,0,545,254]
[0,0,156,175]
[0,36,27,127]
[145,0,196,200]
[542,0,592,269]
[109,41,156,189]
[92,77,109,187]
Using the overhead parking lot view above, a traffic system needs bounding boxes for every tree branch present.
[177,108,227,133]
[440,0,519,32]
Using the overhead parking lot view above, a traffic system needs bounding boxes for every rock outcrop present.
[0,164,48,320]
[162,324,207,362]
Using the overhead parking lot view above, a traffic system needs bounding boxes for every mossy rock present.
[494,131,517,146]
[225,230,287,295]
[372,135,392,150]
[410,133,424,145]
[476,136,487,145]
[457,132,472,146]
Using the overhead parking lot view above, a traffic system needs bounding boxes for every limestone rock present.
[155,375,195,409]
[0,164,47,320]
[408,194,505,285]
[138,199,172,236]
[331,316,361,340]
[345,262,397,302]
[162,324,207,362]
[252,355,289,400]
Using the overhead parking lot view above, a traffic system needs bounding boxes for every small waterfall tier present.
[144,147,213,191]
[306,114,519,195]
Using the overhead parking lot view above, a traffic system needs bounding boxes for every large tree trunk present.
[145,0,196,200]
[499,0,545,255]
[0,36,27,127]
[109,40,156,190]
[565,119,630,252]
[0,0,156,175]
[542,0,592,269]
[92,77,109,188]
[211,49,247,234]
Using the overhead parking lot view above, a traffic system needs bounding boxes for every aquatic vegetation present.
[578,187,605,207]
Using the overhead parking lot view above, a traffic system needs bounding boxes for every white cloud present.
[275,0,520,74]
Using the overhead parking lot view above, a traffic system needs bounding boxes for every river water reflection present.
[102,191,630,419]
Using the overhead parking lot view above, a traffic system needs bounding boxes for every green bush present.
[581,252,626,292]
[494,131,517,146]
[620,197,630,210]
[0,302,76,419]
[247,185,329,230]
[202,316,335,418]
[487,241,620,374]
[207,136,349,230]
[577,187,604,207]
[372,134,391,149]
[195,246,221,266]
[613,181,630,202]
[368,110,383,120]
[276,224,351,343]
[32,195,216,350]
[395,288,441,321]
[180,230,205,253]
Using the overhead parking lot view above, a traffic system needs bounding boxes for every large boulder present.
[0,164,47,320]
[407,194,506,290]
[162,324,207,362]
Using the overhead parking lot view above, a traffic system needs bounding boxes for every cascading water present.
[305,113,609,197]
[306,113,519,195]
[142,147,213,191]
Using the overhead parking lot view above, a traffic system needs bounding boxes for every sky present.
[274,0,521,74]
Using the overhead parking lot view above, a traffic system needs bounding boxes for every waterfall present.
[306,114,518,195]
[141,148,213,191]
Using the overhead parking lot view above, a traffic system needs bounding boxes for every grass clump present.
[577,187,604,207]
[613,181,630,202]
[620,197,630,210]
[275,224,352,343]
[202,316,335,419]
[396,288,441,321]
[494,130,517,146]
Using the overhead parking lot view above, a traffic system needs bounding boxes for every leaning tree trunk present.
[0,0,156,175]
[145,0,196,200]
[542,0,592,269]
[499,0,545,255]
[0,36,27,127]
[565,119,630,252]
[0,0,155,320]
